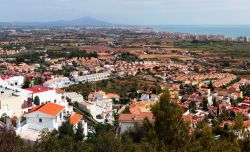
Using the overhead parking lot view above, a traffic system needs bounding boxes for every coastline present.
[147,25,250,38]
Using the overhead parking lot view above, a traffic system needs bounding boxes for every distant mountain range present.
[0,17,112,27]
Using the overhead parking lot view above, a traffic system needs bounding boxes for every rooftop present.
[25,85,53,94]
[119,112,154,122]
[26,102,65,116]
[70,113,83,125]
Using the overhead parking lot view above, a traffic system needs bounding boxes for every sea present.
[149,25,250,37]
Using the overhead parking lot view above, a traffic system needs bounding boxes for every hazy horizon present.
[3,17,250,26]
[1,0,250,25]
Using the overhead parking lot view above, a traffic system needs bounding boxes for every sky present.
[0,0,250,25]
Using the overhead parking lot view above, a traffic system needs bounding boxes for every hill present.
[0,17,112,27]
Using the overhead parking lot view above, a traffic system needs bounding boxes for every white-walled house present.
[79,91,116,123]
[17,103,86,141]
[64,92,84,103]
[24,85,62,104]
[43,77,71,88]
[73,72,110,83]
[0,94,23,118]
[118,112,154,134]
[0,75,24,87]
[24,102,65,131]
[0,79,33,117]
[70,113,88,137]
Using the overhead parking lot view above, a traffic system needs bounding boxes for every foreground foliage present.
[3,89,250,152]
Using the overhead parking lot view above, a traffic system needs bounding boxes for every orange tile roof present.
[70,113,83,125]
[27,102,65,117]
[118,114,135,121]
[129,102,152,115]
[119,112,154,122]
[38,102,64,116]
[106,93,120,98]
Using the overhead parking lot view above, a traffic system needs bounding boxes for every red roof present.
[25,85,53,94]
[55,88,65,94]
[70,113,83,125]
[0,75,12,80]
[119,112,154,122]
[26,102,65,116]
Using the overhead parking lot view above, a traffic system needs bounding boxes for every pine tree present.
[34,96,40,106]
[22,79,30,88]
[58,120,74,139]
[151,88,189,151]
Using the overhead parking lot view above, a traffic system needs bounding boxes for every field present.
[174,40,250,57]
[138,54,194,60]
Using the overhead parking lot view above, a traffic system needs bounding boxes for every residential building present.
[24,85,62,104]
[0,75,24,87]
[24,102,65,131]
[0,94,23,117]
[70,113,88,136]
[73,72,110,83]
[64,92,84,103]
[118,102,154,134]
[79,91,117,123]
[43,77,71,88]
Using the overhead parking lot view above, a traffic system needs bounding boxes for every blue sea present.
[149,25,250,37]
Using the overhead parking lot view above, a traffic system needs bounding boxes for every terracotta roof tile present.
[26,102,65,117]
[70,113,83,125]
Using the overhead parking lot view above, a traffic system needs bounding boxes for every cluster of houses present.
[79,90,120,123]
[0,75,87,141]
[118,102,154,134]
[1,57,250,141]
[0,50,20,55]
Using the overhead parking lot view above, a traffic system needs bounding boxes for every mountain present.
[69,17,111,26]
[44,17,112,26]
[0,17,112,27]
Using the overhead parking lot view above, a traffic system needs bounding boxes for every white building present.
[74,72,110,83]
[0,79,32,117]
[64,92,84,103]
[118,112,154,134]
[79,91,115,123]
[16,103,87,141]
[80,100,113,123]
[24,85,62,104]
[0,94,24,118]
[0,75,24,87]
[24,102,65,131]
[247,37,250,42]
[69,113,88,136]
[43,77,71,88]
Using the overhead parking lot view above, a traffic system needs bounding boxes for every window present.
[39,118,42,123]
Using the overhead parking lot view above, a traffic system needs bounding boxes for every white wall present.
[33,90,61,104]
[25,111,63,131]
[0,95,23,117]
[119,122,135,134]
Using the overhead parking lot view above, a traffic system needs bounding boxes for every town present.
[1,26,250,151]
